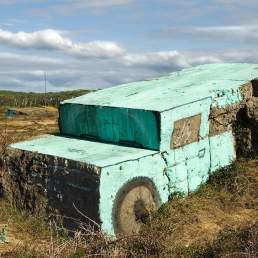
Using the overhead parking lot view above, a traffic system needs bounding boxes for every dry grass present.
[1,106,258,257]
[0,106,59,156]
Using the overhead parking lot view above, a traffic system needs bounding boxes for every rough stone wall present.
[209,79,258,158]
[0,149,48,216]
[0,148,101,230]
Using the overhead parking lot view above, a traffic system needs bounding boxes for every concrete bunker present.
[1,63,258,236]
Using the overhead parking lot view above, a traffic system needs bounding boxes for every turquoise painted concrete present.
[159,98,211,151]
[61,63,258,111]
[11,135,159,168]
[211,87,242,108]
[165,137,210,195]
[9,63,258,236]
[166,164,188,195]
[59,63,258,149]
[99,154,169,236]
[11,136,168,237]
[160,98,211,196]
[59,105,160,150]
[209,131,236,173]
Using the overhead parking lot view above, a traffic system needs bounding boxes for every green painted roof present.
[11,135,158,167]
[62,63,258,112]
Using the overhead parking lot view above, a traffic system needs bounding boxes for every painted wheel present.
[112,177,161,235]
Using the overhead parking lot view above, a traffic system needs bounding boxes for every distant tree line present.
[0,89,93,107]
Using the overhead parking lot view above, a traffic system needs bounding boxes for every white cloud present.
[213,0,257,5]
[69,40,125,58]
[25,0,137,16]
[0,46,258,93]
[7,18,27,23]
[0,29,71,50]
[122,48,253,73]
[193,25,258,44]
[69,0,136,8]
[0,0,44,4]
[0,29,125,58]
[0,0,135,7]
[0,0,40,5]
[123,51,190,69]
[152,24,258,44]
[1,23,14,27]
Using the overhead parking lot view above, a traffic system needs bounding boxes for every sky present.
[0,0,258,93]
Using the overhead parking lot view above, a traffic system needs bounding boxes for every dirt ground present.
[0,106,59,255]
[0,106,59,143]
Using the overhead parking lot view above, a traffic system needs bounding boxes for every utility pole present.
[44,71,46,106]
[44,70,46,94]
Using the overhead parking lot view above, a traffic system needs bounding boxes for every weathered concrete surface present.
[59,106,160,150]
[1,63,258,236]
[59,63,258,150]
[100,153,169,235]
[9,135,158,167]
[0,147,100,229]
[2,136,167,235]
[60,63,258,111]
[209,79,258,157]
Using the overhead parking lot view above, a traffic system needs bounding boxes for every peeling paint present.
[32,159,99,177]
